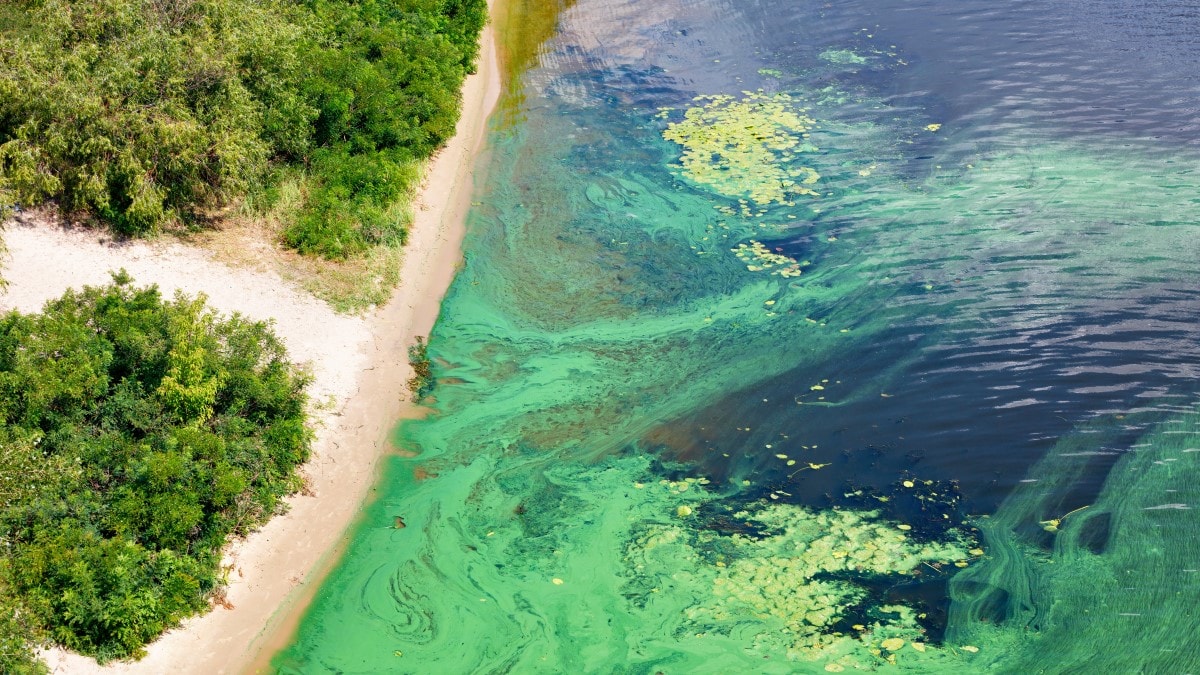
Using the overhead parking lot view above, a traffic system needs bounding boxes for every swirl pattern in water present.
[275,0,1200,671]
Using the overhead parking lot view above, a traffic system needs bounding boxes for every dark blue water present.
[619,0,1200,513]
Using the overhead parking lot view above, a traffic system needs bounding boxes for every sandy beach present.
[1,5,502,673]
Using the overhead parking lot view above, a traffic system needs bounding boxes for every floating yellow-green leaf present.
[732,240,804,277]
[661,92,820,204]
[925,123,942,132]
[881,637,905,651]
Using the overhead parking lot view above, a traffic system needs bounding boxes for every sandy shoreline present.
[2,5,501,674]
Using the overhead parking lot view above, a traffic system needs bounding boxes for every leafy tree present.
[0,0,488,257]
[0,273,311,662]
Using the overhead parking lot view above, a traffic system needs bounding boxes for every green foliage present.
[0,0,487,256]
[0,273,311,663]
[283,148,417,258]
[0,565,47,673]
[0,0,298,235]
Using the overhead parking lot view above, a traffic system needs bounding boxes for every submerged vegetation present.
[0,0,487,260]
[0,274,311,666]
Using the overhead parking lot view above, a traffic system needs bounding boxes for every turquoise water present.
[276,0,1200,671]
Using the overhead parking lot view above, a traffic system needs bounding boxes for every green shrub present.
[284,149,417,258]
[0,273,311,662]
[0,0,487,255]
[0,572,46,674]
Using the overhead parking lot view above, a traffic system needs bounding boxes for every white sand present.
[3,5,502,673]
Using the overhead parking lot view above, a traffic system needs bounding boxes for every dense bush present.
[0,0,304,235]
[0,574,45,674]
[0,0,488,257]
[0,273,311,663]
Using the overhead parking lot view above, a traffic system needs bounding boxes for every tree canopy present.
[0,273,311,667]
[0,0,488,258]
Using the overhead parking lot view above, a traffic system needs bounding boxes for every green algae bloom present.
[661,92,822,205]
[819,49,868,65]
[628,495,975,668]
[278,15,1200,669]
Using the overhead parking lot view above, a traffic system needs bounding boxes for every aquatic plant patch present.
[660,92,822,205]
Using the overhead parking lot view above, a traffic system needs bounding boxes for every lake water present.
[275,0,1200,671]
